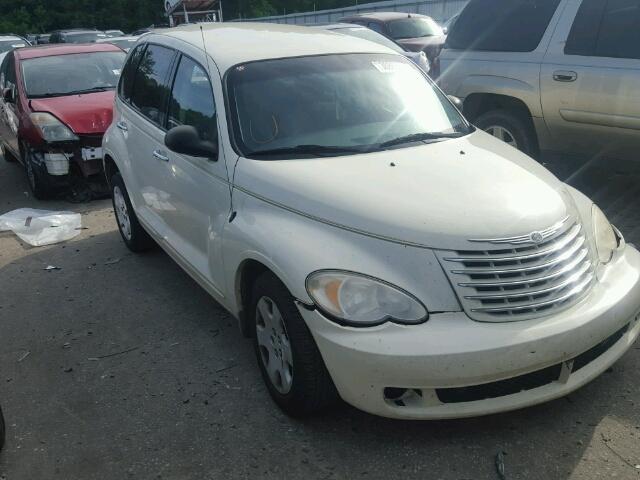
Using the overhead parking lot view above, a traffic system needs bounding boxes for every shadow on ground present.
[0,231,638,480]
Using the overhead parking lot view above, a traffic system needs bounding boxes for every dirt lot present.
[0,155,639,480]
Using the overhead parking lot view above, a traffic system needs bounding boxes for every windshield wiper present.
[248,144,365,157]
[66,86,115,95]
[378,131,465,149]
[29,86,115,99]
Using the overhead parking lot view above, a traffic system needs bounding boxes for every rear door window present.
[129,44,176,127]
[167,55,217,143]
[566,0,640,59]
[119,44,146,102]
[447,0,562,52]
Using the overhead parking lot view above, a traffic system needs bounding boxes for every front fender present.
[223,189,461,319]
[457,75,542,117]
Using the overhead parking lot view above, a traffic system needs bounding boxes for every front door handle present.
[153,150,169,162]
[116,121,128,132]
[553,70,577,82]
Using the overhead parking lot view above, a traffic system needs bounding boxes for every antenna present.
[200,25,236,221]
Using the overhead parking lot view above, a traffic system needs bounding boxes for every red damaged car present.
[0,43,126,198]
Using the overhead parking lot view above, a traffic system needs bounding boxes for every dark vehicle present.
[341,12,445,70]
[105,29,125,38]
[313,23,431,73]
[0,43,126,198]
[36,33,51,44]
[49,29,109,44]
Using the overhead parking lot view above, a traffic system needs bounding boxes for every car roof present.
[96,36,139,43]
[342,11,431,21]
[147,22,392,73]
[311,23,368,30]
[0,35,26,41]
[15,43,123,60]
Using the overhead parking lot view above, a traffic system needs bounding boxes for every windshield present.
[22,51,126,98]
[65,32,108,43]
[227,54,469,158]
[0,39,27,53]
[336,27,404,53]
[387,17,443,39]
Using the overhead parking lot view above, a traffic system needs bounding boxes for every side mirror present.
[165,125,218,159]
[3,88,14,103]
[443,26,448,35]
[447,95,463,110]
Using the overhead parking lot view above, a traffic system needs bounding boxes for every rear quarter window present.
[447,0,561,52]
[566,0,640,59]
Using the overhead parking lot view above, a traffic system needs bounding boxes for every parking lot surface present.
[1,156,639,480]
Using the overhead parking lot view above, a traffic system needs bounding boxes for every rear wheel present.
[111,172,155,252]
[475,109,538,157]
[251,271,338,416]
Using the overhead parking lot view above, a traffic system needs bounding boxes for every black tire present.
[251,271,338,417]
[1,142,17,163]
[475,109,539,157]
[22,144,51,200]
[111,172,155,252]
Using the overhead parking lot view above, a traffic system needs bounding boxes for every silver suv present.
[439,0,640,162]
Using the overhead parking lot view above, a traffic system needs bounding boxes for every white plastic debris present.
[0,208,82,247]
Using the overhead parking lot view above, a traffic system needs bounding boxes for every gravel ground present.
[0,155,639,480]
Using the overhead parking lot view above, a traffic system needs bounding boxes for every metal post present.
[183,2,190,23]
[219,0,224,22]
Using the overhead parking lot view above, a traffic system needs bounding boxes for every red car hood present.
[29,91,115,135]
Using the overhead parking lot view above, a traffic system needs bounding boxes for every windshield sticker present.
[371,60,410,73]
[112,69,122,76]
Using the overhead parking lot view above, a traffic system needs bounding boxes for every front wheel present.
[251,272,338,417]
[111,173,155,252]
[475,109,538,157]
[21,144,52,200]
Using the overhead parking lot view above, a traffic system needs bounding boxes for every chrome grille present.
[438,218,596,322]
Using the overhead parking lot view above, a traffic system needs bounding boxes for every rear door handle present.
[116,121,128,132]
[553,70,577,82]
[153,150,169,162]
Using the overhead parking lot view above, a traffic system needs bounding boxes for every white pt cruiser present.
[103,24,640,419]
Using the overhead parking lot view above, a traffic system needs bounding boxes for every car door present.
[117,43,178,237]
[541,0,640,158]
[0,52,20,156]
[160,53,231,295]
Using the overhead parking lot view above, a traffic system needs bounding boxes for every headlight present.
[592,205,618,264]
[30,112,78,142]
[305,270,428,327]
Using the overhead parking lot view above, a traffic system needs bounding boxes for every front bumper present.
[300,246,640,419]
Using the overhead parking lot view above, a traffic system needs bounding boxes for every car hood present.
[29,91,116,135]
[233,130,575,250]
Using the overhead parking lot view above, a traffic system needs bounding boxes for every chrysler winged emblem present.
[529,231,544,244]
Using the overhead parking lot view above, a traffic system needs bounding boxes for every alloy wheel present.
[485,125,518,149]
[255,296,294,394]
[113,185,132,241]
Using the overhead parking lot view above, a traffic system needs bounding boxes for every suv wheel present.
[475,109,538,157]
[251,271,338,416]
[22,144,51,200]
[111,172,155,252]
